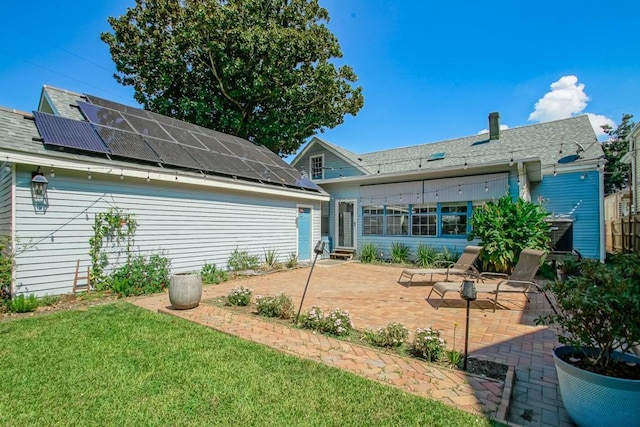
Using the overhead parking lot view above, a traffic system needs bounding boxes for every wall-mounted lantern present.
[31,167,49,202]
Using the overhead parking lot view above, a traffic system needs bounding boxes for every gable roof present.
[294,115,602,181]
[0,85,328,201]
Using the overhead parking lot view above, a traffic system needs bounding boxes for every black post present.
[464,298,471,371]
[459,280,476,371]
[295,241,325,323]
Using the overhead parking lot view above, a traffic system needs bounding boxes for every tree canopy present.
[101,0,364,156]
[601,113,635,195]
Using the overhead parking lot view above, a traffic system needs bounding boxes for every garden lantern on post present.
[460,280,477,371]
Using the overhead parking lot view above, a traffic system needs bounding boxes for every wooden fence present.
[607,216,640,253]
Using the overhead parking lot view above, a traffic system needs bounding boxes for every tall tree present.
[101,0,364,156]
[601,113,635,195]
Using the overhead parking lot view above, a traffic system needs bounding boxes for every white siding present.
[0,163,12,236]
[14,169,319,296]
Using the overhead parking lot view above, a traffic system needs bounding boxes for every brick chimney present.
[489,112,500,140]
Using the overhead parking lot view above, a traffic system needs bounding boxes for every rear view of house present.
[291,112,604,261]
[0,85,328,297]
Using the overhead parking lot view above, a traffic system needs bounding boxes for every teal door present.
[297,207,311,260]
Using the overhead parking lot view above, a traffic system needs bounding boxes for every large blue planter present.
[553,346,640,427]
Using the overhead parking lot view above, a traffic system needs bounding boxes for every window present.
[320,201,330,234]
[386,205,409,235]
[310,155,324,180]
[441,203,468,236]
[412,204,437,236]
[363,205,384,235]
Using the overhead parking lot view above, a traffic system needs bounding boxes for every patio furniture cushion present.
[398,245,482,286]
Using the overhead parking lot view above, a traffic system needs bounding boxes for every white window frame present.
[310,154,324,180]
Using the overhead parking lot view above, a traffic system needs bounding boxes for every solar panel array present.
[33,94,320,191]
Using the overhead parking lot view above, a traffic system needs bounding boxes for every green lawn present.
[0,303,499,426]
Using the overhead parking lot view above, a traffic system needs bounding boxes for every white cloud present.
[529,75,588,122]
[587,113,615,139]
[477,124,509,135]
[529,75,615,138]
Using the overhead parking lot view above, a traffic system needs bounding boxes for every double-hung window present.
[310,155,324,180]
[411,204,437,236]
[440,203,468,236]
[386,205,409,235]
[363,205,384,235]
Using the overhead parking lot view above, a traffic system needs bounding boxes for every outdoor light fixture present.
[31,167,49,202]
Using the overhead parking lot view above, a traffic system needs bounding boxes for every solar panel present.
[94,126,162,163]
[80,92,322,192]
[191,133,231,155]
[144,137,203,169]
[33,112,110,154]
[162,125,207,149]
[84,94,151,119]
[148,110,200,132]
[77,101,135,132]
[184,149,238,177]
[122,113,173,141]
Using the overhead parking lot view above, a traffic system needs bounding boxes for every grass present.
[0,303,500,426]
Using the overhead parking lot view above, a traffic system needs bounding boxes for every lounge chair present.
[398,245,482,286]
[428,248,557,313]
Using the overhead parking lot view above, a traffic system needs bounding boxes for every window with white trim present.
[441,203,468,236]
[363,205,384,235]
[310,155,324,180]
[386,205,409,235]
[411,204,437,236]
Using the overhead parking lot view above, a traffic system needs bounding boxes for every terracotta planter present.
[168,273,202,309]
[553,346,640,427]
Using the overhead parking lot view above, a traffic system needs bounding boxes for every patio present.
[133,260,574,426]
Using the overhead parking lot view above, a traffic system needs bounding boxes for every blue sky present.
[1,1,639,157]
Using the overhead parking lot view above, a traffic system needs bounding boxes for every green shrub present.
[0,237,13,300]
[201,262,228,284]
[359,243,378,263]
[228,248,260,271]
[443,349,463,368]
[537,254,640,373]
[38,295,59,307]
[227,286,252,306]
[320,308,353,337]
[7,294,39,313]
[415,244,439,267]
[286,253,298,269]
[263,248,279,269]
[108,253,170,296]
[298,306,324,330]
[362,322,409,348]
[468,195,550,273]
[390,242,411,264]
[412,327,446,362]
[439,246,460,264]
[255,293,294,319]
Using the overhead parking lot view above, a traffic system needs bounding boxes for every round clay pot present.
[168,273,202,309]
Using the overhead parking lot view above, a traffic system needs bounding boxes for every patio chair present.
[427,248,557,313]
[398,245,482,286]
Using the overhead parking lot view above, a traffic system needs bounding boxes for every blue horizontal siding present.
[531,170,601,259]
[294,144,363,180]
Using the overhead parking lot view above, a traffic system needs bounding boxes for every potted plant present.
[168,272,202,310]
[537,254,640,427]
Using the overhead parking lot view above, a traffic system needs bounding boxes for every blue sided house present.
[290,113,604,261]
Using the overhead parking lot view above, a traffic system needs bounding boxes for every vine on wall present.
[89,207,137,289]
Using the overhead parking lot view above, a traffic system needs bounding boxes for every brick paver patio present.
[133,260,574,426]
